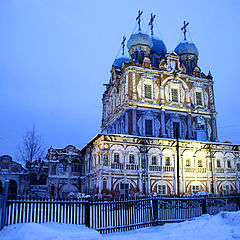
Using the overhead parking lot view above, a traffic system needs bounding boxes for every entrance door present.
[120,182,129,199]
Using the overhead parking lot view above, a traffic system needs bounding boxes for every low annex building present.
[81,134,240,197]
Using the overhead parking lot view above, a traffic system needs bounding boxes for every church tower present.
[101,13,218,142]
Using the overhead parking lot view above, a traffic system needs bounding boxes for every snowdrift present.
[0,211,239,240]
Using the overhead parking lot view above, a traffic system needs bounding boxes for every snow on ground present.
[0,211,240,240]
[0,223,101,240]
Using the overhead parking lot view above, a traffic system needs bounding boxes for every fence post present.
[152,197,158,226]
[202,198,207,214]
[84,198,90,228]
[1,180,9,230]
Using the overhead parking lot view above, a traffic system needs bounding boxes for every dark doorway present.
[173,122,180,138]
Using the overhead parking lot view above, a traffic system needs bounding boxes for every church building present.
[81,12,240,197]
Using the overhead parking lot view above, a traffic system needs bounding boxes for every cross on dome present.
[181,21,189,41]
[148,13,156,35]
[136,10,143,31]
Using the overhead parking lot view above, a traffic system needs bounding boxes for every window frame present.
[129,154,135,164]
[152,156,157,165]
[144,84,152,99]
[114,153,120,163]
[171,88,178,102]
[158,185,167,195]
[165,157,170,166]
[196,91,203,105]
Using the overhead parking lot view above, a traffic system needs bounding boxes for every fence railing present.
[2,195,240,234]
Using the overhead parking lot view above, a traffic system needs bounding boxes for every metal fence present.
[2,195,240,233]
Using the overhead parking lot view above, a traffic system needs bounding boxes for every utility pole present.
[176,128,180,197]
[209,144,214,194]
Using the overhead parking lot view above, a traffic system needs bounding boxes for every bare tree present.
[18,126,45,167]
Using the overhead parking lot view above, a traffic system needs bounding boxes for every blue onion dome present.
[175,40,199,57]
[127,31,153,49]
[113,55,129,69]
[150,35,167,55]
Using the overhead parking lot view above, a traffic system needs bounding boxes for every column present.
[125,111,128,134]
[132,109,137,135]
[187,114,192,139]
[161,110,167,137]
[211,116,217,141]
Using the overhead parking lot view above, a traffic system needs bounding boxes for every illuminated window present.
[198,159,203,167]
[158,185,166,195]
[237,163,240,172]
[227,160,231,168]
[152,156,157,165]
[59,160,68,173]
[165,157,170,166]
[114,153,120,163]
[196,92,202,105]
[186,159,191,167]
[223,185,230,195]
[217,159,221,168]
[144,84,152,99]
[171,88,178,102]
[192,185,200,193]
[129,154,135,164]
[103,154,109,166]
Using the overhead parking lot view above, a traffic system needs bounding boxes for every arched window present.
[39,174,47,185]
[71,159,81,173]
[30,174,38,185]
[59,160,68,173]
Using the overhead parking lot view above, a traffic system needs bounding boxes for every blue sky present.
[1,0,240,157]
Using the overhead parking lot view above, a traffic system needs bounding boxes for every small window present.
[114,153,120,163]
[158,185,166,195]
[186,159,191,167]
[72,160,81,172]
[59,160,68,173]
[171,88,178,102]
[196,92,202,105]
[192,185,200,193]
[145,120,153,136]
[198,159,203,167]
[129,154,135,164]
[217,159,221,168]
[227,160,231,168]
[165,157,170,166]
[144,84,152,99]
[237,163,240,172]
[152,156,157,165]
[103,154,109,166]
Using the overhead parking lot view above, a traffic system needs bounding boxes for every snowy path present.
[0,211,239,240]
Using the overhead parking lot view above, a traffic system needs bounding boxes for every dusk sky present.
[1,0,240,158]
